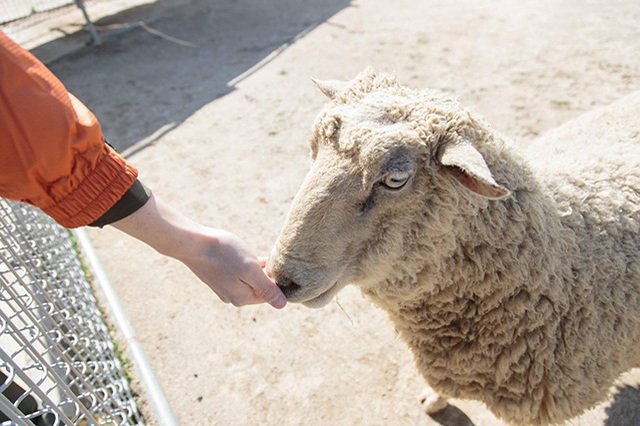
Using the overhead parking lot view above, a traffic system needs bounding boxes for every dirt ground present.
[27,0,640,424]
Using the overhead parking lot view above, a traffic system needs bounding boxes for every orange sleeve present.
[0,31,138,228]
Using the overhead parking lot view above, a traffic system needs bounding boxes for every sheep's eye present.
[381,171,411,190]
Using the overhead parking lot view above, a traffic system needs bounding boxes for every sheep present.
[267,68,640,425]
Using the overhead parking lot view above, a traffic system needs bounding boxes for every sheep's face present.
[268,69,509,308]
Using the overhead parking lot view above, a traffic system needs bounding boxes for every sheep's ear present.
[312,78,348,99]
[438,140,510,199]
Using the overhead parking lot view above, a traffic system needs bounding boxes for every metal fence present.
[0,0,102,47]
[1,0,182,66]
[0,0,75,27]
[0,198,143,425]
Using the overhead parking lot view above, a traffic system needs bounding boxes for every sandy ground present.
[24,0,640,424]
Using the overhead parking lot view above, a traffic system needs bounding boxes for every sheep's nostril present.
[280,284,301,299]
[276,277,302,298]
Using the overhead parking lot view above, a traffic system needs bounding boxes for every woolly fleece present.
[269,69,640,425]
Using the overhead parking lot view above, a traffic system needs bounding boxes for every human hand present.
[111,195,286,309]
[179,228,287,308]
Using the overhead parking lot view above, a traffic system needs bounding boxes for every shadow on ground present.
[427,383,640,426]
[429,404,475,426]
[33,0,350,153]
[604,384,640,426]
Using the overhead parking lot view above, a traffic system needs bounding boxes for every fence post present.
[73,0,102,45]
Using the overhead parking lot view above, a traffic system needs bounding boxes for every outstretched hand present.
[180,228,286,308]
[111,194,286,309]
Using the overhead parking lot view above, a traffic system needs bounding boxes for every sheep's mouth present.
[277,280,342,308]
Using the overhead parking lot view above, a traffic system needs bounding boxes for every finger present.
[238,276,286,309]
[227,287,259,307]
[239,287,266,305]
[242,267,287,309]
[257,256,269,268]
[240,289,268,306]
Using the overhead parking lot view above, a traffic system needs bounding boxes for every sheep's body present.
[268,69,640,425]
[365,91,640,425]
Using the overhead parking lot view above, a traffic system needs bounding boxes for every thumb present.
[248,266,287,309]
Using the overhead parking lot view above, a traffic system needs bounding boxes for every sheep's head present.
[268,68,510,308]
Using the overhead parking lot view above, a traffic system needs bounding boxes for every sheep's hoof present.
[420,387,449,414]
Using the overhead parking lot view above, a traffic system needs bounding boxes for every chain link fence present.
[0,198,144,425]
[1,0,178,65]
[0,0,75,30]
[0,0,103,48]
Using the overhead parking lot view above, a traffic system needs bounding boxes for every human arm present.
[0,30,285,308]
[111,194,286,308]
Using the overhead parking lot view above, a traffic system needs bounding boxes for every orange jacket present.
[0,30,138,228]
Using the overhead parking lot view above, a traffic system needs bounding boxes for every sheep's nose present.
[275,276,302,299]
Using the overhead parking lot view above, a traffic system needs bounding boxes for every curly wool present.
[343,71,640,425]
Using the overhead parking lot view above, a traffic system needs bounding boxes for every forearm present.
[110,194,287,309]
[110,193,202,262]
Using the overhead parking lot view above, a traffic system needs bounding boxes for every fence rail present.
[0,198,143,425]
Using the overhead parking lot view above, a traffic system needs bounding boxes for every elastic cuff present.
[89,179,152,228]
[42,145,138,228]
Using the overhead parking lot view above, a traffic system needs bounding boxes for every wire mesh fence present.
[0,198,143,425]
[0,0,74,28]
[0,0,164,61]
[0,0,102,48]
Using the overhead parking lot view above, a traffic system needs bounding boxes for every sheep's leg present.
[420,387,449,414]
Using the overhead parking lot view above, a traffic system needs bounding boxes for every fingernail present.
[269,294,287,309]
